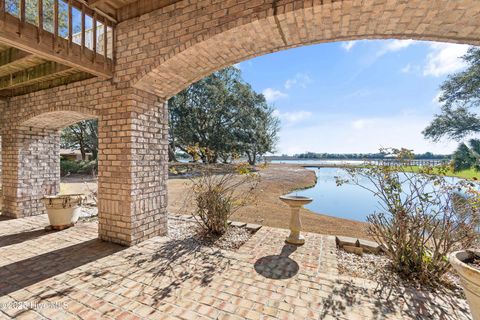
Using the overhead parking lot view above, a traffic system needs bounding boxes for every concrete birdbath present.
[279,195,312,245]
[449,250,480,320]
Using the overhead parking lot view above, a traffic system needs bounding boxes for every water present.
[288,167,471,222]
[288,167,377,221]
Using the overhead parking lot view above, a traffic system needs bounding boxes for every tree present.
[452,142,476,172]
[451,139,480,172]
[423,47,480,141]
[168,67,279,164]
[61,120,98,160]
[237,98,279,165]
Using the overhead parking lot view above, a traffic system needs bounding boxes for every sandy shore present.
[59,163,371,240]
[168,164,371,240]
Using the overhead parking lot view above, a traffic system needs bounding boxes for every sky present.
[235,40,472,156]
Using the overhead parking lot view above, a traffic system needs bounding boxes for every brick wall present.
[1,79,168,246]
[1,128,59,217]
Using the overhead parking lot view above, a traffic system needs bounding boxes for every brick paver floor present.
[0,215,472,319]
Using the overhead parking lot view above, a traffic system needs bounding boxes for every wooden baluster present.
[112,23,116,64]
[0,0,5,20]
[81,4,85,61]
[53,0,58,50]
[38,0,43,43]
[92,12,97,62]
[68,0,72,55]
[103,18,107,69]
[19,0,25,36]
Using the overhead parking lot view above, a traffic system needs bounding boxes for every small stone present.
[245,223,262,232]
[343,245,363,256]
[230,221,246,228]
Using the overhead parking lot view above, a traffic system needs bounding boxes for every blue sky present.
[236,40,471,155]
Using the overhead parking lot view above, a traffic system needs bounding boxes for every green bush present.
[60,159,98,176]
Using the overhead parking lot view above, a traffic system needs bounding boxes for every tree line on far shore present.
[280,151,449,160]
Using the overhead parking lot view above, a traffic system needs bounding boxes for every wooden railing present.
[0,0,115,76]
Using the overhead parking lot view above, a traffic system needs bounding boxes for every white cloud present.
[351,119,374,130]
[262,88,287,102]
[374,39,418,59]
[284,73,312,89]
[341,41,357,52]
[384,39,416,52]
[423,43,469,77]
[274,110,312,126]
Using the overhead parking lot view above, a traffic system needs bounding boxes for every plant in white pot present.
[42,194,85,230]
[450,250,480,320]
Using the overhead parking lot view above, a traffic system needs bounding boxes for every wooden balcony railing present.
[0,0,115,77]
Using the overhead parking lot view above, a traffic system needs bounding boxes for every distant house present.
[60,149,93,161]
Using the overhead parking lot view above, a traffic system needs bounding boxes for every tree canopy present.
[168,67,279,164]
[423,47,480,171]
[61,120,98,160]
[423,47,480,141]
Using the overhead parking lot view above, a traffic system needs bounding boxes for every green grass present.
[400,166,480,180]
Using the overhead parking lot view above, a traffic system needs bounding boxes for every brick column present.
[1,128,60,218]
[97,88,168,246]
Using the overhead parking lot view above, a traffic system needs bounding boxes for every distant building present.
[60,149,93,161]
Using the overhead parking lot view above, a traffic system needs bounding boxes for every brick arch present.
[130,0,480,99]
[18,106,98,130]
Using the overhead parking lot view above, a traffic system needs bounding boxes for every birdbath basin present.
[279,195,313,245]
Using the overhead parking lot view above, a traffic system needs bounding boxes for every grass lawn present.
[401,166,480,180]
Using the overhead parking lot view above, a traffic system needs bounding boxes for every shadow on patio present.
[319,277,471,320]
[0,239,124,296]
[254,243,300,279]
[119,235,232,302]
[0,229,53,248]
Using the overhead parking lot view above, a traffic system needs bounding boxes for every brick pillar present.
[1,128,60,218]
[97,88,168,246]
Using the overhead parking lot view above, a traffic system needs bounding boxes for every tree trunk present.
[79,141,86,160]
[91,148,98,160]
[168,144,177,162]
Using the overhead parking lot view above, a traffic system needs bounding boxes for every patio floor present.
[0,215,472,320]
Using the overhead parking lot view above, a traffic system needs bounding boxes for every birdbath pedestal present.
[279,195,313,245]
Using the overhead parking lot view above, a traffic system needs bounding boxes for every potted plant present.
[449,250,480,320]
[42,194,85,230]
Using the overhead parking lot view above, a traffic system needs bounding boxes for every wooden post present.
[38,0,43,43]
[0,0,5,19]
[68,0,72,54]
[53,0,58,49]
[81,4,85,60]
[112,23,115,63]
[92,12,97,62]
[19,0,25,36]
[103,18,107,69]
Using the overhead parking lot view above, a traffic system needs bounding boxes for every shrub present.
[187,163,259,235]
[337,148,479,285]
[60,159,98,176]
[60,160,82,176]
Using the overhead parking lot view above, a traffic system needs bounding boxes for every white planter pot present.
[449,250,480,320]
[42,194,85,229]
